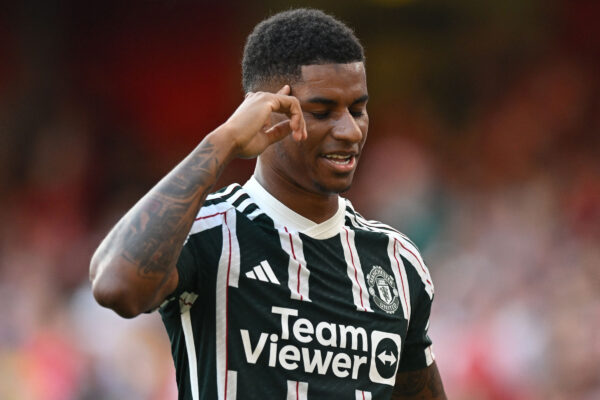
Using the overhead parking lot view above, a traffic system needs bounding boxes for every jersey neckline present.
[243,176,346,240]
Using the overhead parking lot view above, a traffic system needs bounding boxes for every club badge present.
[367,266,399,314]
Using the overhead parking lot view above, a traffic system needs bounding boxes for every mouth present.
[324,153,353,164]
[321,152,358,171]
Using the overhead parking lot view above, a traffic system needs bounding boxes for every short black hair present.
[242,8,365,92]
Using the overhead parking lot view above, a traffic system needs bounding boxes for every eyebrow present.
[305,94,369,106]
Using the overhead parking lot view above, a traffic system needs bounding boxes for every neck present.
[254,165,339,224]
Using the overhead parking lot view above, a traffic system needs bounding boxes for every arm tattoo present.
[118,139,223,279]
[391,364,446,400]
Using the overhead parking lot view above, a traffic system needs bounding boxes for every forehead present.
[293,62,367,100]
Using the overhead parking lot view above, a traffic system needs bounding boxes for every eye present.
[310,111,330,120]
[350,109,364,118]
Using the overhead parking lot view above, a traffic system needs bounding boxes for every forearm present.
[90,128,235,316]
[392,363,447,400]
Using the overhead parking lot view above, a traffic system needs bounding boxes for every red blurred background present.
[1,1,599,398]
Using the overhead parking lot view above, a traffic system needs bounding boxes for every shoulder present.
[189,183,273,237]
[342,198,434,298]
[204,183,244,207]
[342,198,418,246]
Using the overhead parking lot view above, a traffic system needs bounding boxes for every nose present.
[331,110,364,143]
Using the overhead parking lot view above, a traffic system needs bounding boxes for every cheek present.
[305,126,332,153]
[361,114,369,132]
[360,117,369,142]
[273,137,306,166]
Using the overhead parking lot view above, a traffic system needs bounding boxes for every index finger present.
[284,95,307,141]
[269,93,307,141]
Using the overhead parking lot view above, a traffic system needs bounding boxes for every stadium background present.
[1,0,599,398]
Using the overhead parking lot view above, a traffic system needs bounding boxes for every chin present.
[315,179,354,195]
[338,182,354,194]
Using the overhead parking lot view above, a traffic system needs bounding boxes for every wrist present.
[205,124,240,163]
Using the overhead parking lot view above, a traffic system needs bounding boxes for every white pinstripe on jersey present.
[387,236,411,320]
[280,226,311,302]
[181,308,199,400]
[341,226,372,312]
[215,207,239,400]
[226,370,237,400]
[355,389,372,400]
[286,380,308,400]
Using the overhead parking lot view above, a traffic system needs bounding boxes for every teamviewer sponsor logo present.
[240,306,402,386]
[368,330,401,385]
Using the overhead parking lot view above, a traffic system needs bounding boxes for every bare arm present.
[391,362,447,400]
[90,86,306,318]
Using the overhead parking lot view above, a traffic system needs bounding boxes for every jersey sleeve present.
[172,237,203,297]
[159,225,221,312]
[398,288,435,371]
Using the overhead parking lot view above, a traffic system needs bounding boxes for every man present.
[90,8,446,400]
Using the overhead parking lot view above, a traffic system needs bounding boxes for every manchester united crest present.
[367,266,399,314]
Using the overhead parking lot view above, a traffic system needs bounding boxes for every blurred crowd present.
[1,1,598,399]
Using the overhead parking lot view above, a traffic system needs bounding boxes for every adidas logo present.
[245,260,280,285]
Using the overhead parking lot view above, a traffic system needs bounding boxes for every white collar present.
[243,175,346,240]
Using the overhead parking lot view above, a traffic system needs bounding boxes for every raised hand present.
[222,85,307,158]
